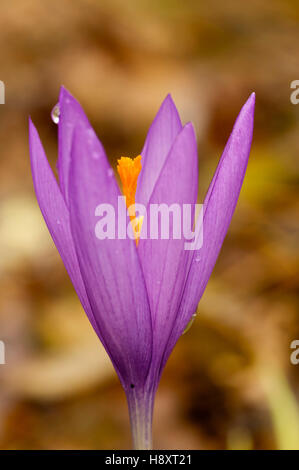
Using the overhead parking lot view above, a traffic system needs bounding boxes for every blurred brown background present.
[0,0,299,450]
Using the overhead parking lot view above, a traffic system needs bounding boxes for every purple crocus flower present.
[29,88,255,449]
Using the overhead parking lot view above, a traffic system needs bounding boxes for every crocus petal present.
[68,121,153,389]
[28,119,99,337]
[160,92,255,373]
[57,86,96,206]
[136,94,182,209]
[138,122,198,376]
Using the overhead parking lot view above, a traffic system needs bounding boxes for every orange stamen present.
[117,155,142,243]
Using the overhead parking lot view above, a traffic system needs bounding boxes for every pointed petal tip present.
[58,86,88,121]
[28,117,38,137]
[59,85,77,105]
[235,92,255,130]
[244,92,256,112]
[182,121,196,138]
[184,121,194,131]
[158,93,182,127]
[162,92,177,110]
[59,85,69,96]
[179,122,196,143]
[59,85,67,101]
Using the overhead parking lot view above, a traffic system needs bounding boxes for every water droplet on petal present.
[92,151,99,160]
[107,168,114,177]
[51,104,60,124]
[195,256,201,263]
[56,219,61,225]
[182,312,197,335]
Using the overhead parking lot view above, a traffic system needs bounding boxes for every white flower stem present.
[127,388,154,450]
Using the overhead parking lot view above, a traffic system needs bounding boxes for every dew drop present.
[56,219,61,225]
[107,168,114,177]
[182,312,197,335]
[51,104,60,124]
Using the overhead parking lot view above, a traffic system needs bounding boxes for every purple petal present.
[136,94,182,208]
[138,122,198,375]
[57,87,100,206]
[68,121,153,389]
[28,119,99,337]
[159,93,255,372]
